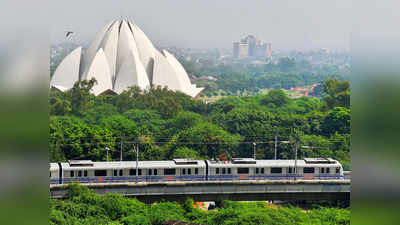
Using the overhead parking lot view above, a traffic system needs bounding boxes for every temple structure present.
[51,20,203,97]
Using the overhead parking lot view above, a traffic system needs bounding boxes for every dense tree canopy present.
[177,56,350,97]
[50,184,350,225]
[49,78,350,168]
[322,79,350,110]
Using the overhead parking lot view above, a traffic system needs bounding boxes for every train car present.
[58,159,206,184]
[207,158,344,181]
[50,157,344,184]
[49,163,60,184]
[206,158,255,181]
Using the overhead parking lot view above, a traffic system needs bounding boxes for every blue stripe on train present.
[53,174,344,184]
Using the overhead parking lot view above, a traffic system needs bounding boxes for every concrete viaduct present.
[50,179,350,203]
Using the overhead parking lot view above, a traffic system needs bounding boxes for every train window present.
[222,168,226,174]
[326,168,330,173]
[114,170,118,176]
[149,169,152,176]
[164,169,176,175]
[84,171,88,177]
[154,169,158,175]
[182,169,186,175]
[256,168,259,174]
[129,169,142,176]
[261,168,265,174]
[271,168,282,174]
[70,171,74,177]
[336,168,340,173]
[216,168,219,174]
[78,171,82,177]
[119,170,123,176]
[321,168,325,173]
[304,167,315,174]
[188,168,191,175]
[195,168,198,175]
[95,170,107,176]
[237,168,249,174]
[228,168,231,174]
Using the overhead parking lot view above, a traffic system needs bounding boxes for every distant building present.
[233,42,239,58]
[238,43,249,58]
[233,35,271,59]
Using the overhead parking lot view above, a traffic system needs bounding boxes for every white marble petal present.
[116,20,142,77]
[114,50,150,94]
[85,49,113,95]
[130,22,156,82]
[80,20,114,79]
[51,46,82,90]
[152,51,183,92]
[99,20,120,80]
[162,50,204,97]
[162,50,190,90]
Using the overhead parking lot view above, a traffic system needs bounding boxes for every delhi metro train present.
[49,158,344,185]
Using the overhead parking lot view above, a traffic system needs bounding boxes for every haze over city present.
[50,0,351,51]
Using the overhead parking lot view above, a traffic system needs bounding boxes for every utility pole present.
[105,147,110,161]
[136,141,139,183]
[253,142,256,159]
[120,134,124,161]
[294,142,298,181]
[274,135,278,160]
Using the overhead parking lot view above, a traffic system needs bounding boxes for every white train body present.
[49,158,344,184]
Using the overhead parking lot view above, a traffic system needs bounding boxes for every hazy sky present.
[50,0,351,51]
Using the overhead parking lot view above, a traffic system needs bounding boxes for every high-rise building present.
[233,42,239,58]
[233,35,271,59]
[239,43,249,59]
[265,43,272,58]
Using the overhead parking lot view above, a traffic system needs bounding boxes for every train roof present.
[50,163,59,171]
[52,158,341,170]
[60,159,206,170]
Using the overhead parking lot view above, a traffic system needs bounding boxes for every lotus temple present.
[51,19,204,98]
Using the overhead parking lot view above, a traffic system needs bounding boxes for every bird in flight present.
[65,31,74,37]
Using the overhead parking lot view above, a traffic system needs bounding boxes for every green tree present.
[150,202,186,225]
[66,78,97,115]
[175,122,243,159]
[322,79,350,110]
[50,116,115,161]
[172,147,201,159]
[261,89,291,107]
[49,91,72,115]
[322,107,350,136]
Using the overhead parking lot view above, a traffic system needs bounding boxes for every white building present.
[51,19,203,98]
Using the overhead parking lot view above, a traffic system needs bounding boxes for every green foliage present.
[82,104,119,125]
[322,79,350,110]
[173,147,201,159]
[50,116,115,161]
[179,55,350,97]
[174,122,243,159]
[49,78,350,168]
[149,202,186,225]
[322,107,350,136]
[261,89,291,107]
[50,185,350,225]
